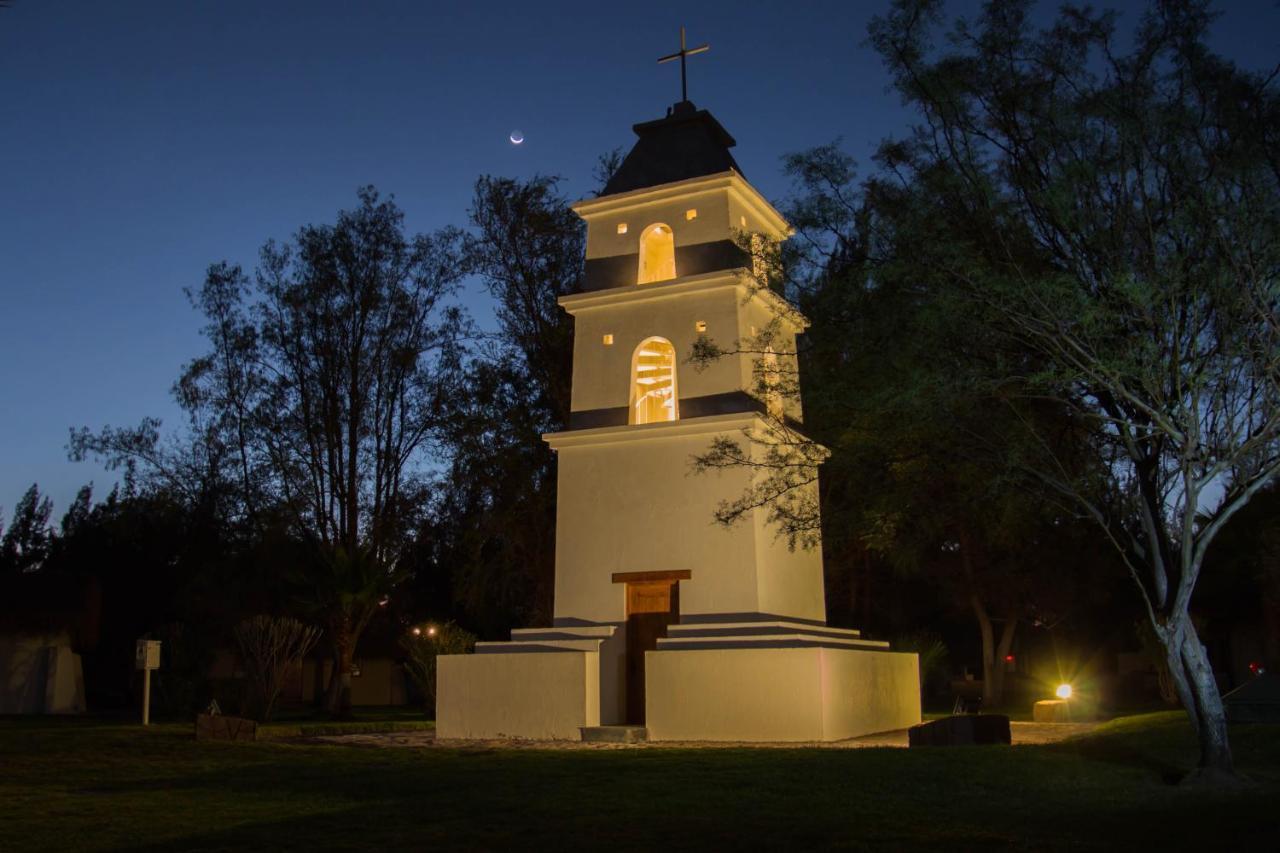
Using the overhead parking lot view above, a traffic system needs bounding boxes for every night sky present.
[2,0,1277,515]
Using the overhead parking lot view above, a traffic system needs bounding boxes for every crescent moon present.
[509,131,524,145]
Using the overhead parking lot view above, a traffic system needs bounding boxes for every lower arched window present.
[630,337,678,424]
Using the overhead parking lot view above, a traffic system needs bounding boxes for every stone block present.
[908,714,1011,747]
[1033,699,1072,723]
[195,713,258,741]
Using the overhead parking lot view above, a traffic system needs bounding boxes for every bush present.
[234,615,322,722]
[400,622,476,716]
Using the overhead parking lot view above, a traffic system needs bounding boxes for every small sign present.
[135,639,161,670]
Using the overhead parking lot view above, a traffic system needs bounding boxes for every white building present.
[438,101,920,741]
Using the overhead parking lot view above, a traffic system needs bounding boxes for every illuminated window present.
[630,337,678,424]
[638,223,676,284]
[602,334,614,345]
[763,345,783,418]
[695,320,707,333]
[617,223,628,234]
[740,215,747,227]
[685,208,697,221]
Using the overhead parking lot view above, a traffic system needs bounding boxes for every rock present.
[908,714,1011,747]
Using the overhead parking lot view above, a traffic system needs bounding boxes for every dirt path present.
[307,720,1099,750]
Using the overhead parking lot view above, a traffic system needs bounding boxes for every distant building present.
[0,572,96,714]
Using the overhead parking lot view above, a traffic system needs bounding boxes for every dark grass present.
[1,713,1277,852]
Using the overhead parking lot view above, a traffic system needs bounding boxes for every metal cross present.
[657,26,709,104]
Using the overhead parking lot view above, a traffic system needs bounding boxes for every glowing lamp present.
[411,627,422,637]
[427,626,438,637]
[1055,683,1073,700]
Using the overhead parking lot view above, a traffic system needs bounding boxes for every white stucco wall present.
[550,424,759,623]
[568,279,743,413]
[752,465,826,623]
[574,172,790,263]
[436,651,600,740]
[645,646,920,742]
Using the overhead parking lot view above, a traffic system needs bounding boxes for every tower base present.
[436,621,920,742]
[645,644,921,742]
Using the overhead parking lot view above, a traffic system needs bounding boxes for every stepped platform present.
[580,725,648,744]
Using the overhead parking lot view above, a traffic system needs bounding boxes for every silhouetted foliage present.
[73,188,465,715]
[424,175,581,637]
[1,484,53,574]
[860,0,1280,778]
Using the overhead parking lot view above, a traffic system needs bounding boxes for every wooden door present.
[624,580,679,725]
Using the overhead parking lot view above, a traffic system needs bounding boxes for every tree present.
[693,144,1117,709]
[864,0,1280,778]
[2,483,53,574]
[428,175,582,636]
[75,188,464,714]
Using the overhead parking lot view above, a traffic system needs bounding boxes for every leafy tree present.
[75,188,464,714]
[694,145,1115,708]
[60,484,93,539]
[2,483,53,574]
[862,0,1280,778]
[429,175,581,636]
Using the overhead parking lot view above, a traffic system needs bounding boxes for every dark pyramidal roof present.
[601,101,743,196]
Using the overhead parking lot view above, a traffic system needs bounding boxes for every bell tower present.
[437,96,921,742]
[546,101,824,632]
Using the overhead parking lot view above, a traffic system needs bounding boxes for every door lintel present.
[612,570,692,584]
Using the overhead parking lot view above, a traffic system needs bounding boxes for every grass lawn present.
[1,713,1277,851]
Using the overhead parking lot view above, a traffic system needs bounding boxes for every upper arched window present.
[638,223,676,284]
[630,337,678,424]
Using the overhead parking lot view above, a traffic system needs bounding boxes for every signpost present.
[135,639,161,725]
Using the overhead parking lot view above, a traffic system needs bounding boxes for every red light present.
[1004,655,1015,663]
[1249,661,1265,676]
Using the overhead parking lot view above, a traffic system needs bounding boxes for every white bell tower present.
[438,100,921,741]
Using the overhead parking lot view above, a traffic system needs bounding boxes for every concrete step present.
[655,633,890,651]
[511,625,618,641]
[580,725,648,744]
[666,621,862,639]
[474,638,603,654]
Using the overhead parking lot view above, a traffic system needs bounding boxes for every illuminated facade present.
[437,101,921,741]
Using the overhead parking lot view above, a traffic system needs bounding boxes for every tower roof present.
[601,101,744,196]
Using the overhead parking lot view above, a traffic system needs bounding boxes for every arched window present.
[638,223,676,284]
[762,345,784,419]
[630,337,678,424]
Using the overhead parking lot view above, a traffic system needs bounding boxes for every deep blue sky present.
[2,1,1277,518]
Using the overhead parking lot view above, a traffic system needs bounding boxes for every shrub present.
[400,622,476,716]
[233,615,322,722]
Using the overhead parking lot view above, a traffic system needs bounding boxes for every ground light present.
[1056,683,1073,700]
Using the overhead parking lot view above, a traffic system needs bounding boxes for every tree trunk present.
[324,626,355,718]
[1164,617,1234,780]
[971,594,1016,709]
